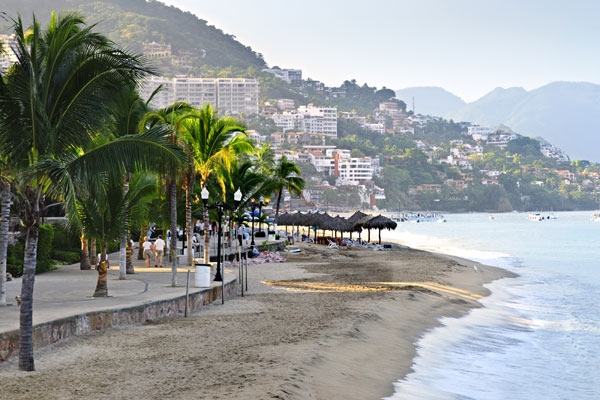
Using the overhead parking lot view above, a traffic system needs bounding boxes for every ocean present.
[383,211,600,400]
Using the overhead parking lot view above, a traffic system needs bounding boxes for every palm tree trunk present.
[0,179,11,306]
[185,174,194,267]
[80,229,91,270]
[275,188,283,224]
[19,225,39,371]
[119,177,130,280]
[138,224,145,260]
[126,235,134,274]
[169,177,178,286]
[90,238,98,268]
[93,243,108,297]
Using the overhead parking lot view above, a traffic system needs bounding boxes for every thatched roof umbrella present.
[361,215,398,244]
[316,213,335,241]
[347,211,369,224]
[333,216,352,239]
[277,213,291,235]
[347,211,368,241]
[304,212,322,241]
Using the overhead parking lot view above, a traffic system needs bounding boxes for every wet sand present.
[0,243,514,399]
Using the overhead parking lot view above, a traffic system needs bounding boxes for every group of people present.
[142,235,166,268]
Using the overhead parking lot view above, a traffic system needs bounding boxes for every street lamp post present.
[250,197,256,248]
[202,187,242,282]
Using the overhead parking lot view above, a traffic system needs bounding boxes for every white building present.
[141,77,259,115]
[298,104,337,138]
[364,123,385,134]
[276,98,295,110]
[262,68,302,86]
[0,34,18,73]
[273,112,305,132]
[468,125,494,140]
[337,157,374,185]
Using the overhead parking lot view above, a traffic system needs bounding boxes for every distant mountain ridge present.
[398,82,600,161]
[395,87,466,117]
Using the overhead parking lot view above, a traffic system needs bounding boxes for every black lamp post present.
[250,197,256,248]
[202,187,242,282]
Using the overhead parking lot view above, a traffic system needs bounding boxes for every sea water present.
[383,211,600,400]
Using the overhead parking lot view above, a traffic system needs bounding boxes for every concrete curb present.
[0,278,237,363]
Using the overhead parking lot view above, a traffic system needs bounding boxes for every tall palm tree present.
[107,84,155,279]
[269,156,305,224]
[0,167,11,306]
[178,104,253,264]
[140,101,192,285]
[0,13,183,371]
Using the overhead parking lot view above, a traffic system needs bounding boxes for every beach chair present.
[327,239,339,249]
[372,243,384,251]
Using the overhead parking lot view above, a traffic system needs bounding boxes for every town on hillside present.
[2,36,597,212]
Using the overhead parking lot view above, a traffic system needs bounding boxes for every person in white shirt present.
[142,236,153,268]
[154,235,165,268]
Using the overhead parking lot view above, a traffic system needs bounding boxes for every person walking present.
[154,235,166,268]
[142,236,153,268]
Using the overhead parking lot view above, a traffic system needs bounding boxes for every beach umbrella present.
[277,213,291,235]
[347,211,368,224]
[360,215,397,244]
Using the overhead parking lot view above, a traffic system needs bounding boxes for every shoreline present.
[0,242,515,399]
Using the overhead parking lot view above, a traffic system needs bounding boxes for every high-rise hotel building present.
[141,77,259,115]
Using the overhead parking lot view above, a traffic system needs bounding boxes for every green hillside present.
[1,0,266,71]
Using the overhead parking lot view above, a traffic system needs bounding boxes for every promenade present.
[0,240,264,362]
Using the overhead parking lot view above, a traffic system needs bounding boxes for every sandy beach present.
[0,242,514,400]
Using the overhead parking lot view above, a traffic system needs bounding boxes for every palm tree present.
[221,160,264,247]
[107,84,155,279]
[0,13,183,371]
[269,156,305,224]
[140,101,192,285]
[79,172,156,296]
[0,167,11,306]
[253,142,275,175]
[177,104,253,264]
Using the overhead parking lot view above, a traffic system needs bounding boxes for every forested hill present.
[0,0,266,70]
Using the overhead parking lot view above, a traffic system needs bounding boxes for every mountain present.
[0,0,266,71]
[395,87,466,116]
[447,82,600,161]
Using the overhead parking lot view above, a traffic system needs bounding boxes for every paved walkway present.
[0,249,240,335]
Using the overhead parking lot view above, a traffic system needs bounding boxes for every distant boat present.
[403,213,446,223]
[529,213,557,221]
[529,213,544,221]
[592,212,600,222]
[489,215,495,220]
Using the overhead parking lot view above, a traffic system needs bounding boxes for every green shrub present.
[255,231,266,238]
[7,241,24,277]
[6,224,57,276]
[37,224,57,273]
[52,250,81,264]
[52,222,80,253]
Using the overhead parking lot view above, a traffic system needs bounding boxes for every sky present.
[162,0,600,102]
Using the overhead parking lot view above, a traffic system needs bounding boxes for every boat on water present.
[401,212,446,223]
[489,214,495,220]
[529,213,558,221]
[592,212,600,222]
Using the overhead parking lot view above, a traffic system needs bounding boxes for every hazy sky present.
[162,0,600,102]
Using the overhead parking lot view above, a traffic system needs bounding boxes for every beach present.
[0,242,513,399]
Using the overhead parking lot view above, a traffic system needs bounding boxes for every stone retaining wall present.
[0,279,237,363]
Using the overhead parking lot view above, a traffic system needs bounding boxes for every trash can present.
[195,263,211,287]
